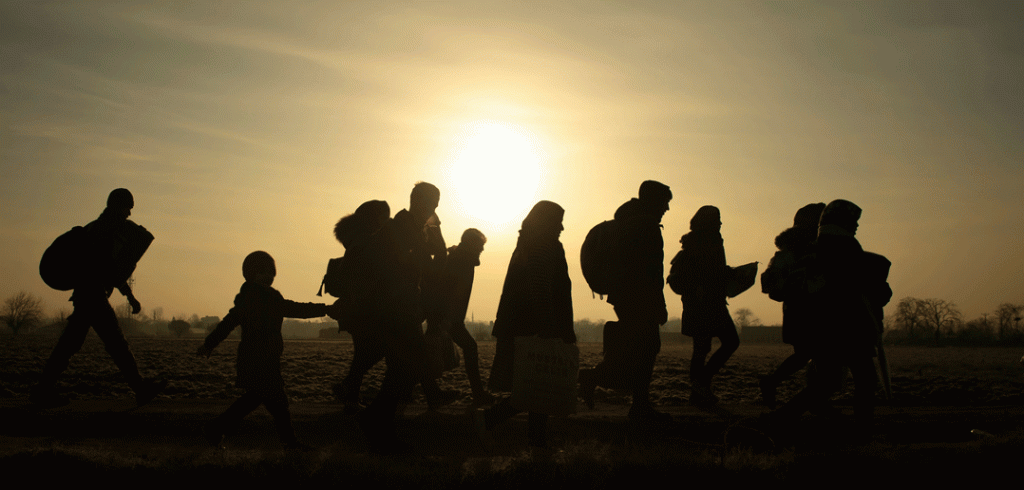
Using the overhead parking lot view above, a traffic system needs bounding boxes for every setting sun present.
[444,121,545,230]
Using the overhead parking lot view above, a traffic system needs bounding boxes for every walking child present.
[197,251,332,450]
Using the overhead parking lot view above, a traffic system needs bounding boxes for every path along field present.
[1,336,1023,485]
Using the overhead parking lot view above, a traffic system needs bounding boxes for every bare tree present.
[733,308,761,329]
[894,297,926,342]
[917,298,962,345]
[995,303,1022,341]
[2,291,45,335]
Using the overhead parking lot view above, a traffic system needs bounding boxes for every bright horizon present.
[2,1,1022,328]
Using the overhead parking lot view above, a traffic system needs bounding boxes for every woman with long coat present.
[476,200,575,448]
[674,205,738,406]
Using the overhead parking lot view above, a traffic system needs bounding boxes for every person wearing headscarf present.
[476,201,575,448]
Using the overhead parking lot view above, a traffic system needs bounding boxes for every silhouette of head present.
[335,200,390,247]
[690,205,721,231]
[106,188,134,219]
[460,228,487,257]
[410,182,440,222]
[242,251,276,286]
[819,200,861,235]
[638,180,672,217]
[794,203,826,228]
[522,201,564,239]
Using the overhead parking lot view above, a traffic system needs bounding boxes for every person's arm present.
[197,290,246,357]
[281,300,329,319]
[197,311,241,357]
[116,282,142,314]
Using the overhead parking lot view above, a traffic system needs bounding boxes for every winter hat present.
[638,180,672,204]
[107,188,134,209]
[794,203,826,228]
[242,251,276,281]
[522,200,564,234]
[819,199,861,233]
[690,205,721,230]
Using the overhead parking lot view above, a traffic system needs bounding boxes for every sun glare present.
[445,121,544,230]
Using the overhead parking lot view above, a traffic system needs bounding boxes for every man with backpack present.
[579,180,673,422]
[32,188,166,408]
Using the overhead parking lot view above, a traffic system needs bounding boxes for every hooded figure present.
[480,200,575,448]
[758,202,825,408]
[579,180,672,422]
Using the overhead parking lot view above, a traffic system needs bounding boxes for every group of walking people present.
[31,183,891,453]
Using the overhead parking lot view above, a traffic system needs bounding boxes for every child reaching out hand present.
[197,251,334,450]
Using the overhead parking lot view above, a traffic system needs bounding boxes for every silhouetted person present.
[197,251,331,450]
[758,202,826,408]
[766,200,892,435]
[579,180,672,422]
[438,228,493,405]
[674,205,738,406]
[31,188,166,408]
[475,201,576,449]
[416,208,463,410]
[328,200,392,414]
[358,182,450,453]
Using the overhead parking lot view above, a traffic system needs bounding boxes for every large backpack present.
[317,256,352,299]
[316,233,387,331]
[40,221,154,292]
[579,219,622,298]
[39,226,90,291]
[666,248,693,297]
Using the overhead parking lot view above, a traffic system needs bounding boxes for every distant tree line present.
[885,297,1024,346]
[6,290,1022,346]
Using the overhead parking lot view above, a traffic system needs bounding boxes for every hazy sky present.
[3,1,1022,327]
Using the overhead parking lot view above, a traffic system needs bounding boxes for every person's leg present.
[703,319,739,382]
[689,333,717,406]
[848,357,878,429]
[36,303,93,391]
[770,360,844,423]
[360,310,424,452]
[449,321,491,402]
[209,390,263,437]
[259,384,299,445]
[527,412,549,448]
[629,322,667,420]
[760,348,811,408]
[337,328,386,406]
[89,300,143,386]
[483,396,521,429]
[690,334,712,386]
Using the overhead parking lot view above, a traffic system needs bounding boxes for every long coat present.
[801,233,892,361]
[674,229,733,338]
[761,226,817,346]
[606,198,667,324]
[488,234,575,391]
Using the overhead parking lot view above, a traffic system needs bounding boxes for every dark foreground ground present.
[3,338,1023,485]
[1,396,1022,486]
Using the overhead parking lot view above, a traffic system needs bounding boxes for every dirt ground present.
[2,337,1023,484]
